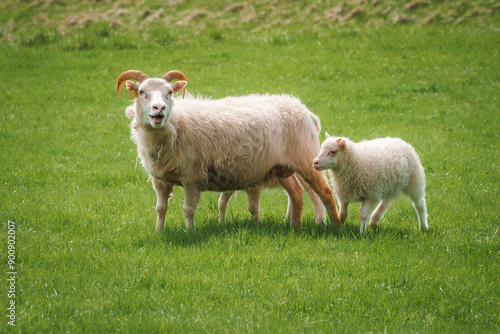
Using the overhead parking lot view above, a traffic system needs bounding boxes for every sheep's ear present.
[126,80,137,92]
[172,80,188,94]
[337,138,346,150]
[126,80,138,99]
[325,132,330,138]
[125,106,135,118]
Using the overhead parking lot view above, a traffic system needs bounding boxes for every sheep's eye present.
[330,150,336,155]
[138,90,146,97]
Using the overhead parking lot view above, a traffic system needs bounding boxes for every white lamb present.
[116,70,341,231]
[313,135,428,234]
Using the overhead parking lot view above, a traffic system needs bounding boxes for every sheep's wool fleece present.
[130,94,321,191]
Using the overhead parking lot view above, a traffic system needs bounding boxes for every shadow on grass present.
[149,216,430,247]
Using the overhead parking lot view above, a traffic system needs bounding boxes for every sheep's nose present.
[313,159,319,166]
[152,103,166,113]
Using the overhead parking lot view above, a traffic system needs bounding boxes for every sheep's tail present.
[311,114,321,133]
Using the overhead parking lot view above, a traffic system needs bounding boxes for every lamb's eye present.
[330,150,336,155]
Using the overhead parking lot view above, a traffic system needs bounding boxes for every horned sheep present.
[116,70,340,231]
[313,135,428,234]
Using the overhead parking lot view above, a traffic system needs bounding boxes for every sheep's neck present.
[136,122,180,184]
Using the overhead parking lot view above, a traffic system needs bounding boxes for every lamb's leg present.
[277,175,304,228]
[152,179,173,232]
[412,197,428,231]
[369,200,392,230]
[298,174,326,224]
[183,183,201,230]
[359,199,376,234]
[218,191,234,222]
[299,167,341,226]
[246,187,262,222]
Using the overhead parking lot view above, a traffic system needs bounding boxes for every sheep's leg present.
[183,183,201,230]
[299,168,341,226]
[359,199,376,234]
[246,187,262,222]
[277,175,304,228]
[339,201,349,224]
[412,197,428,231]
[369,200,392,230]
[285,194,292,222]
[218,191,234,222]
[152,179,173,232]
[298,174,326,224]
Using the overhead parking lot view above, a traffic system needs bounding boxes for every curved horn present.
[161,70,187,98]
[116,70,149,98]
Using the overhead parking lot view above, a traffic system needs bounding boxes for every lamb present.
[116,70,340,231]
[217,173,326,224]
[312,135,428,234]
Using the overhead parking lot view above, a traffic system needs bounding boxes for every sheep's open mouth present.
[150,114,165,125]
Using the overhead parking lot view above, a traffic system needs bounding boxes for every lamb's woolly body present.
[313,136,427,233]
[330,137,425,204]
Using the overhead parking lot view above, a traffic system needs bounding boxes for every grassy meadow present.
[1,0,499,332]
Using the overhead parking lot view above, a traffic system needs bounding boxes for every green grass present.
[1,1,499,332]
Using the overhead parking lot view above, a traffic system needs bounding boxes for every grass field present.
[1,0,499,332]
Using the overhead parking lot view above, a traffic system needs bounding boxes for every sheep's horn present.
[161,70,187,98]
[116,70,150,98]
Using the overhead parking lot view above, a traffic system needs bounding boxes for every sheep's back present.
[168,95,320,190]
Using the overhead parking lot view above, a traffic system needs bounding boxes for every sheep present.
[217,173,326,224]
[116,70,340,231]
[312,135,427,234]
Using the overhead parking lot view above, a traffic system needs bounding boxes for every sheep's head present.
[116,70,188,129]
[313,133,346,171]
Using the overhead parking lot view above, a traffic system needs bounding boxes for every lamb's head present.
[116,70,188,129]
[313,133,346,171]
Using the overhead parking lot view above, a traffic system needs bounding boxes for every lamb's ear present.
[337,138,346,150]
[325,132,330,138]
[172,80,188,94]
[126,81,138,99]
